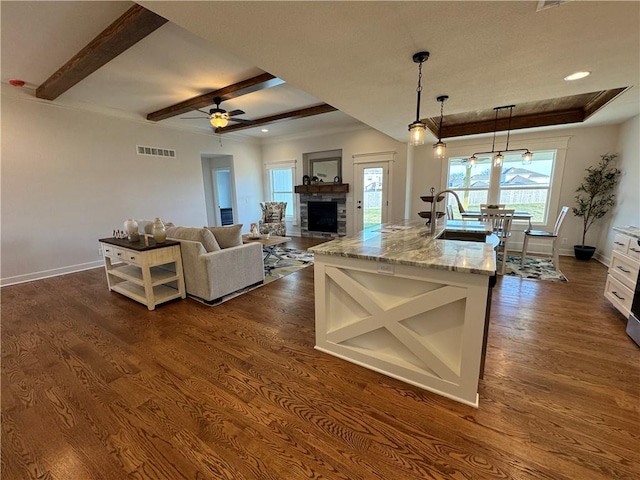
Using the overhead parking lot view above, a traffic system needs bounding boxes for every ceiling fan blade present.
[181,116,209,119]
[227,109,245,117]
[228,118,255,124]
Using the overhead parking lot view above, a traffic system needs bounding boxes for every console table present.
[99,237,186,310]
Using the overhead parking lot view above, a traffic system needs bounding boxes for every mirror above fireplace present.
[304,149,342,183]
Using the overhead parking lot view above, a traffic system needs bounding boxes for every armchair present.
[259,202,287,236]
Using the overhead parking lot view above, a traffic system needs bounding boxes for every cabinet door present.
[609,251,639,290]
[604,274,633,317]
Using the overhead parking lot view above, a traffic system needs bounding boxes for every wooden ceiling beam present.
[146,73,285,121]
[36,5,168,101]
[214,104,338,134]
[583,87,630,120]
[433,110,586,138]
[426,88,630,139]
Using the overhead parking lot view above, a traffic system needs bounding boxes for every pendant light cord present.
[437,97,445,141]
[505,106,513,151]
[491,108,499,152]
[415,61,423,122]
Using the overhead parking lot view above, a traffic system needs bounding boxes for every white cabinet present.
[605,232,640,317]
[100,238,186,310]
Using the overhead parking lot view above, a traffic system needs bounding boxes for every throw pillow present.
[165,226,220,252]
[206,224,243,249]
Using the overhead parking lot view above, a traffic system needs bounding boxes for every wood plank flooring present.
[2,237,639,479]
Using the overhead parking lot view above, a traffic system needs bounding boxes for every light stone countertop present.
[308,220,496,275]
[613,226,640,240]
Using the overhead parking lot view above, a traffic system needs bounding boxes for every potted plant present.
[572,153,621,260]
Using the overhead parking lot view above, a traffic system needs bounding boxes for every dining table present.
[461,210,533,230]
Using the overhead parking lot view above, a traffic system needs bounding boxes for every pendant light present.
[408,51,429,147]
[433,95,448,160]
[467,105,533,167]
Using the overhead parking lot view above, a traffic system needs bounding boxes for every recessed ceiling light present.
[564,71,590,81]
[261,128,269,133]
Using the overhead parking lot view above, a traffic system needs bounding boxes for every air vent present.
[537,0,571,11]
[136,145,176,158]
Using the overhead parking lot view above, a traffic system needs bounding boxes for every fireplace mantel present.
[295,184,349,194]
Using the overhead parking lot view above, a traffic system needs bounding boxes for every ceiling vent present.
[137,145,176,158]
[536,0,572,11]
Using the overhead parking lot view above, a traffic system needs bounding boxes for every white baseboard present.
[1,261,103,287]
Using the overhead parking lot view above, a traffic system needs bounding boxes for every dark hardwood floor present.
[2,237,639,479]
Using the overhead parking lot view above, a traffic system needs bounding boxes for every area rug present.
[191,248,314,305]
[263,247,314,285]
[499,254,568,282]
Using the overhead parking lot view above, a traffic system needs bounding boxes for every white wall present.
[597,115,640,264]
[1,91,263,285]
[261,128,407,236]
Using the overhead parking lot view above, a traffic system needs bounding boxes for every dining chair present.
[446,204,455,220]
[520,206,570,270]
[480,207,515,275]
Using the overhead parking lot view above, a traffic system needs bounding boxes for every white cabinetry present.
[100,238,186,310]
[605,232,640,317]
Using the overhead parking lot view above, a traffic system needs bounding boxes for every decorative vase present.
[152,217,167,243]
[250,222,259,239]
[123,219,140,242]
[574,245,596,260]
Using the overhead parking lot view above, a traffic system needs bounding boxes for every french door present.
[354,161,390,232]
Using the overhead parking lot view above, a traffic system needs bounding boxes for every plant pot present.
[574,245,596,260]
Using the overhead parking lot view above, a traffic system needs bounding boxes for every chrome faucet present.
[430,189,466,235]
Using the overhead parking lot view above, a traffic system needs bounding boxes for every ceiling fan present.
[182,96,255,128]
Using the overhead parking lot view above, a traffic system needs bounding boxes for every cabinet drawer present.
[121,250,141,264]
[609,251,639,290]
[626,238,640,262]
[613,233,630,253]
[604,274,633,317]
[102,244,116,258]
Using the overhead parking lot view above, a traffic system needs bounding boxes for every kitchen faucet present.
[430,189,466,235]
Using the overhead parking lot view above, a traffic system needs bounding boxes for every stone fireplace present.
[299,193,347,238]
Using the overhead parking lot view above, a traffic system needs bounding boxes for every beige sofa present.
[165,225,264,304]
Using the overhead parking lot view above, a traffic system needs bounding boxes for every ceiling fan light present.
[408,121,426,146]
[210,114,228,128]
[433,141,447,160]
[493,152,504,167]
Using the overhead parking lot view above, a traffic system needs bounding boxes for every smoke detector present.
[537,0,572,12]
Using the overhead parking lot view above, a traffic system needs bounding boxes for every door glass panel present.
[363,167,383,229]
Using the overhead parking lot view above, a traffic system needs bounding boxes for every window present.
[265,162,296,219]
[445,150,557,225]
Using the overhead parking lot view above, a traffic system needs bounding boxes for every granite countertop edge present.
[612,226,640,239]
[309,220,496,276]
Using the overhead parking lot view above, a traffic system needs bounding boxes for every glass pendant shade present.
[210,114,228,128]
[433,141,447,160]
[522,150,533,163]
[467,155,477,168]
[493,152,504,167]
[408,122,426,146]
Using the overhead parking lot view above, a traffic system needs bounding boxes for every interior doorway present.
[201,154,237,227]
[212,168,234,225]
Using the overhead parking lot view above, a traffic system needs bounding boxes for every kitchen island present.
[309,219,496,407]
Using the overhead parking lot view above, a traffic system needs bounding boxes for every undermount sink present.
[437,230,488,242]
